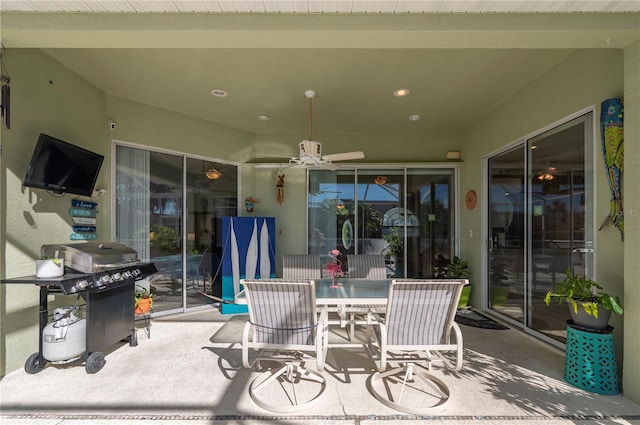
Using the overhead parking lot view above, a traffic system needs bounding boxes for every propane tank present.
[42,306,86,362]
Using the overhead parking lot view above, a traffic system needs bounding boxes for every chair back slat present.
[385,280,465,346]
[243,280,317,345]
[283,255,322,279]
[347,255,387,279]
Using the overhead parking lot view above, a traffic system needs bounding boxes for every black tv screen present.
[23,133,104,197]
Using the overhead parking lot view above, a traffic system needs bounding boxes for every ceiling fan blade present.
[321,162,340,171]
[253,153,296,160]
[322,151,365,161]
[253,163,296,169]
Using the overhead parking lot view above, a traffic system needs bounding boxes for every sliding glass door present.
[487,147,525,319]
[309,167,456,278]
[115,143,238,314]
[486,112,593,344]
[528,115,594,342]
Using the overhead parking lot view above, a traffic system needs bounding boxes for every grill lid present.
[41,242,139,274]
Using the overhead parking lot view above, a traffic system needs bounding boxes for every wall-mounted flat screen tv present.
[23,133,104,197]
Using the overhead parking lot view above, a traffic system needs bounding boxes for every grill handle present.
[97,261,141,269]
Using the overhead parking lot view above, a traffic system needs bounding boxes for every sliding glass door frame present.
[111,140,240,316]
[481,106,597,348]
[306,164,461,277]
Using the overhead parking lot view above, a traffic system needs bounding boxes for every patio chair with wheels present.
[240,279,329,412]
[367,278,466,414]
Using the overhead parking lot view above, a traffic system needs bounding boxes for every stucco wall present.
[0,49,109,376]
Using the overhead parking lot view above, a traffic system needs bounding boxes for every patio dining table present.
[314,278,391,307]
[235,277,392,344]
[234,278,391,308]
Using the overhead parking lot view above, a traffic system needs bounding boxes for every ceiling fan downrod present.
[305,90,316,141]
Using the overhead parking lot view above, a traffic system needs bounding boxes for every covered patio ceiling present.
[1,2,639,153]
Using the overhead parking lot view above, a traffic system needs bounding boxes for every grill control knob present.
[101,275,113,283]
[122,270,133,279]
[112,272,123,281]
[76,280,90,290]
[132,269,141,277]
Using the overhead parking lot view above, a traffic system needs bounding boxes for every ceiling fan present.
[256,90,364,170]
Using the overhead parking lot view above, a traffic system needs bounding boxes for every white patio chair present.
[347,254,387,279]
[240,279,328,412]
[344,254,388,337]
[367,279,466,414]
[282,254,322,279]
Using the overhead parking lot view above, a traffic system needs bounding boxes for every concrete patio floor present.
[1,308,639,424]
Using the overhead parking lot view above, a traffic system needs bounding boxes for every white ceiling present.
[1,2,638,158]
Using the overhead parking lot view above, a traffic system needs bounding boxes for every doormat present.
[455,309,509,330]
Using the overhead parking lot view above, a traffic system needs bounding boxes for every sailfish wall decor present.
[599,98,624,240]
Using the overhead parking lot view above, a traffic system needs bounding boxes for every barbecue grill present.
[0,242,157,374]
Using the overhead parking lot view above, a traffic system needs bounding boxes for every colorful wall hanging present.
[599,98,624,240]
[69,199,98,240]
[276,172,285,204]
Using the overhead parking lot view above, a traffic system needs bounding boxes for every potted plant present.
[544,269,623,331]
[447,256,472,308]
[134,285,156,315]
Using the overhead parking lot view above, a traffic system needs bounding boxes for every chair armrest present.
[241,320,255,369]
[449,321,464,371]
[316,308,329,370]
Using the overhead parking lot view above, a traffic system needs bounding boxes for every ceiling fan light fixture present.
[257,114,270,121]
[394,88,410,97]
[206,168,222,180]
[537,167,556,181]
[409,114,421,121]
[537,172,554,181]
[374,175,388,185]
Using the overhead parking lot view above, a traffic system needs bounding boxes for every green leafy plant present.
[544,269,623,318]
[150,225,179,254]
[383,227,403,258]
[447,256,470,279]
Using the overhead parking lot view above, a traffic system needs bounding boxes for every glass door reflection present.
[488,147,525,321]
[528,114,593,343]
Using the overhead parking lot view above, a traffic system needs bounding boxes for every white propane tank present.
[42,307,86,362]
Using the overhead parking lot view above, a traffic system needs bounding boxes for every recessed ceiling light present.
[394,88,410,97]
[257,114,270,121]
[211,89,228,97]
[408,114,421,121]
